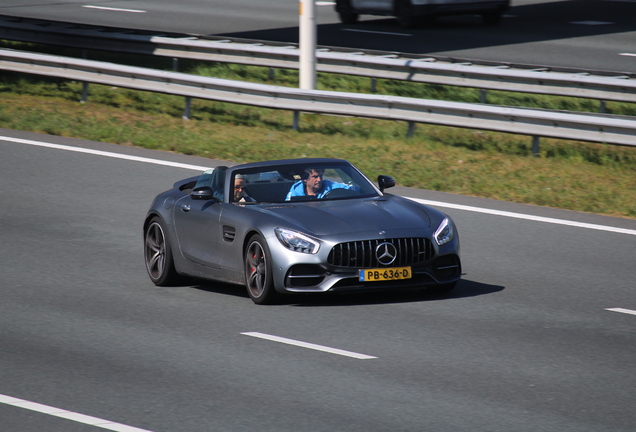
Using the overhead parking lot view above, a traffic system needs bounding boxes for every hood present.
[254,196,431,236]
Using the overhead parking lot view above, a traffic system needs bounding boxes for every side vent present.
[223,226,236,242]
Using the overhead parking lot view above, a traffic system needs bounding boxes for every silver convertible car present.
[143,158,461,304]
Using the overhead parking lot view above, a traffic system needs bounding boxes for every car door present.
[214,203,253,273]
[173,194,224,270]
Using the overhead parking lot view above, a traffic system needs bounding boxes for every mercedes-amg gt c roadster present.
[144,158,461,304]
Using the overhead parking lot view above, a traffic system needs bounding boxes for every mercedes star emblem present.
[376,242,397,265]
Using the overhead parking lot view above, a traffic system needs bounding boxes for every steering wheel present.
[322,188,359,199]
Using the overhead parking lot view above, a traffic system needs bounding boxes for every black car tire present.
[144,217,181,286]
[337,0,359,24]
[482,10,502,26]
[396,0,415,29]
[245,234,279,305]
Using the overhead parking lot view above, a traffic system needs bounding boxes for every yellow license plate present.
[359,267,412,282]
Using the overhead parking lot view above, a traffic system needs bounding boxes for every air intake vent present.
[223,226,236,242]
[328,238,434,268]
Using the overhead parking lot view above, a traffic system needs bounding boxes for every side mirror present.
[191,186,215,200]
[377,175,395,193]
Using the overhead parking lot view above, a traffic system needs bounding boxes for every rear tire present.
[396,0,415,29]
[244,235,280,305]
[144,217,181,286]
[337,0,359,24]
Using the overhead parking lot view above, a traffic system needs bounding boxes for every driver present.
[285,168,355,200]
[233,175,255,203]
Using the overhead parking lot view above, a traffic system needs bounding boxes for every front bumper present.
[281,253,461,293]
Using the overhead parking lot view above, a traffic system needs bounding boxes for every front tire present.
[336,0,359,24]
[244,235,279,305]
[144,217,181,286]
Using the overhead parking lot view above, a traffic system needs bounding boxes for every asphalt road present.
[1,0,636,72]
[1,129,635,432]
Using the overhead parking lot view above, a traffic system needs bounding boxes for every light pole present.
[299,0,316,90]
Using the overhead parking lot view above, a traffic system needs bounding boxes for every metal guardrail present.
[1,15,636,105]
[1,49,635,148]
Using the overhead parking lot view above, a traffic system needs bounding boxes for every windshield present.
[229,162,380,204]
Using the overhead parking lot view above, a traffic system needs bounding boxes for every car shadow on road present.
[286,279,504,307]
[191,278,503,306]
[191,280,251,299]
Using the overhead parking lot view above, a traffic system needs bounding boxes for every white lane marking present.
[619,53,636,57]
[0,394,153,432]
[242,332,377,359]
[342,28,412,37]
[570,21,613,25]
[606,308,636,316]
[316,1,335,5]
[3,134,635,236]
[82,5,146,13]
[0,136,211,171]
[408,198,636,236]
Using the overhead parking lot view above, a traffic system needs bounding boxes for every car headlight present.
[434,217,454,246]
[275,228,320,254]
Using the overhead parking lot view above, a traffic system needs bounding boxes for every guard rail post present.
[293,111,300,131]
[80,82,89,103]
[407,122,415,139]
[80,48,89,103]
[183,97,192,120]
[532,136,541,157]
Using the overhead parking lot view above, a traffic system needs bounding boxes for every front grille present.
[328,238,434,268]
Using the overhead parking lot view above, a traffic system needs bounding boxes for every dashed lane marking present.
[242,332,377,359]
[0,394,154,432]
[342,28,412,36]
[606,308,636,316]
[82,5,146,13]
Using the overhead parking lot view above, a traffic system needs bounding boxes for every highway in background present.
[0,0,635,72]
[1,129,635,431]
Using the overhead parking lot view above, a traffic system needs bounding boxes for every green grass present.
[1,41,635,219]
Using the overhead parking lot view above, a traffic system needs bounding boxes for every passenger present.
[285,168,355,200]
[233,175,255,203]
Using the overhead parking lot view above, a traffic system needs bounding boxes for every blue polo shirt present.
[285,180,354,201]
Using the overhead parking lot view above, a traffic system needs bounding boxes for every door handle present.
[180,204,191,212]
